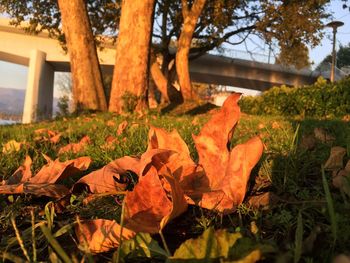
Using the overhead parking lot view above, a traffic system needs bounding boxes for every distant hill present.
[0,87,59,117]
[0,87,25,115]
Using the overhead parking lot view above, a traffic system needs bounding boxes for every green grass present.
[0,108,350,262]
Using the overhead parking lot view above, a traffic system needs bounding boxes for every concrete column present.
[22,49,54,123]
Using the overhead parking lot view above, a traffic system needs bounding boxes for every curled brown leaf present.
[72,156,139,194]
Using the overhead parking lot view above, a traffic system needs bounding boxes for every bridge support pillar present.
[22,49,54,123]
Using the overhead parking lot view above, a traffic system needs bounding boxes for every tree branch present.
[181,0,189,18]
[189,25,256,56]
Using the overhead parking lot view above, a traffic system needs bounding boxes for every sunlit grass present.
[0,109,350,261]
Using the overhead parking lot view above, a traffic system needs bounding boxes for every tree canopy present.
[152,0,329,68]
[0,0,120,47]
[317,42,350,70]
[0,0,330,67]
[0,0,332,112]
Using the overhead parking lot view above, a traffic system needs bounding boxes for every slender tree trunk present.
[57,0,107,111]
[176,0,206,100]
[150,52,169,102]
[109,0,155,113]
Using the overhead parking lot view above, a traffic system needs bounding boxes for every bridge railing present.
[208,47,276,64]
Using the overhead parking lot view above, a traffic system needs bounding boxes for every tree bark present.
[176,0,206,101]
[150,52,169,102]
[57,0,107,111]
[109,0,155,113]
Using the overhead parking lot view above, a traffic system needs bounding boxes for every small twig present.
[11,217,31,262]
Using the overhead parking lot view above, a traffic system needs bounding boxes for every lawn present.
[0,100,349,262]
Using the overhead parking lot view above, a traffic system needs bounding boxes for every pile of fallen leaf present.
[0,94,263,254]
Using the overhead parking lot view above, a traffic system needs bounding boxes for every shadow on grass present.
[245,116,350,261]
[161,101,217,116]
[184,103,217,116]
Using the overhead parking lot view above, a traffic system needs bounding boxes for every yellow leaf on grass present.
[2,140,23,153]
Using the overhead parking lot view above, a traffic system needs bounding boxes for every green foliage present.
[57,95,70,117]
[317,42,350,70]
[0,0,120,45]
[118,233,168,262]
[40,224,73,263]
[321,166,338,245]
[240,77,350,117]
[294,211,303,263]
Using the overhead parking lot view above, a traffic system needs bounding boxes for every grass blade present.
[290,123,300,153]
[31,210,37,262]
[54,223,74,238]
[294,211,303,263]
[40,224,73,263]
[321,166,337,245]
[10,217,30,262]
[0,252,27,263]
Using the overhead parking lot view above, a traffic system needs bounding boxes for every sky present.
[0,1,349,97]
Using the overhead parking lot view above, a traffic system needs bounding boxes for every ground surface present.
[0,105,349,262]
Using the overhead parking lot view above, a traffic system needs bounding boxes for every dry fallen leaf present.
[117,120,128,135]
[222,136,264,205]
[130,123,140,129]
[2,155,32,185]
[324,146,347,171]
[345,160,350,172]
[332,169,350,196]
[0,155,91,198]
[271,121,280,129]
[106,120,116,127]
[247,192,279,209]
[193,94,241,189]
[75,219,135,253]
[83,117,92,122]
[100,135,119,150]
[342,115,350,122]
[145,94,263,214]
[72,156,140,194]
[34,128,61,144]
[124,165,187,233]
[258,123,265,129]
[333,254,350,263]
[29,155,91,184]
[191,116,199,126]
[0,183,70,198]
[147,126,198,189]
[314,127,335,144]
[190,93,263,213]
[76,93,264,253]
[300,134,316,150]
[58,135,91,154]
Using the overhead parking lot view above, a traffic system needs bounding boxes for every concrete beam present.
[22,49,54,123]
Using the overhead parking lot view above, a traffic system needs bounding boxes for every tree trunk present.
[57,0,107,111]
[176,0,206,100]
[109,0,155,113]
[150,52,169,102]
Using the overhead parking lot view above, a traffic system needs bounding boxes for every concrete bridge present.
[0,17,321,123]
